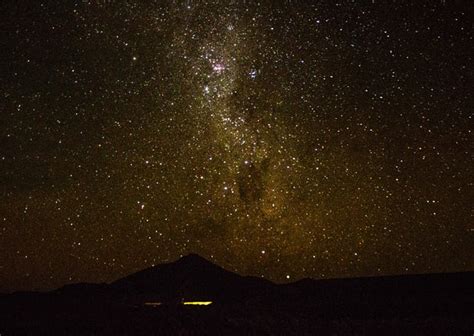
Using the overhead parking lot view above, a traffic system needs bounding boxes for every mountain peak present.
[180,253,205,260]
[178,253,211,265]
[111,252,272,302]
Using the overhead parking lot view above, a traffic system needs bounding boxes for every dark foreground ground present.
[1,255,473,335]
[1,301,473,335]
[1,300,473,336]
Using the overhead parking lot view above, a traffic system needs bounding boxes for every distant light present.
[183,301,212,306]
[144,302,162,306]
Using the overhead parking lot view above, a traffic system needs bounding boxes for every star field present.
[0,1,472,291]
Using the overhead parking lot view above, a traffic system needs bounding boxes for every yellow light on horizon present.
[183,301,212,306]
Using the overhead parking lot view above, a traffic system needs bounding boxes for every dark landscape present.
[1,254,473,335]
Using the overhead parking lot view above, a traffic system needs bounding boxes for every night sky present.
[1,1,472,292]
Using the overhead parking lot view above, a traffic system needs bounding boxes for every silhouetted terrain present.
[1,254,473,335]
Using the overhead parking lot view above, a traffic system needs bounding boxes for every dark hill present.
[111,253,275,303]
[281,271,474,319]
[1,254,473,335]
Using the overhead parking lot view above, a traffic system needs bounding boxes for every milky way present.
[0,1,472,291]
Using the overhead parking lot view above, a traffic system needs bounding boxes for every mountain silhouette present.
[111,253,274,303]
[1,254,473,335]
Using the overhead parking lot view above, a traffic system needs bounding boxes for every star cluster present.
[0,1,472,291]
